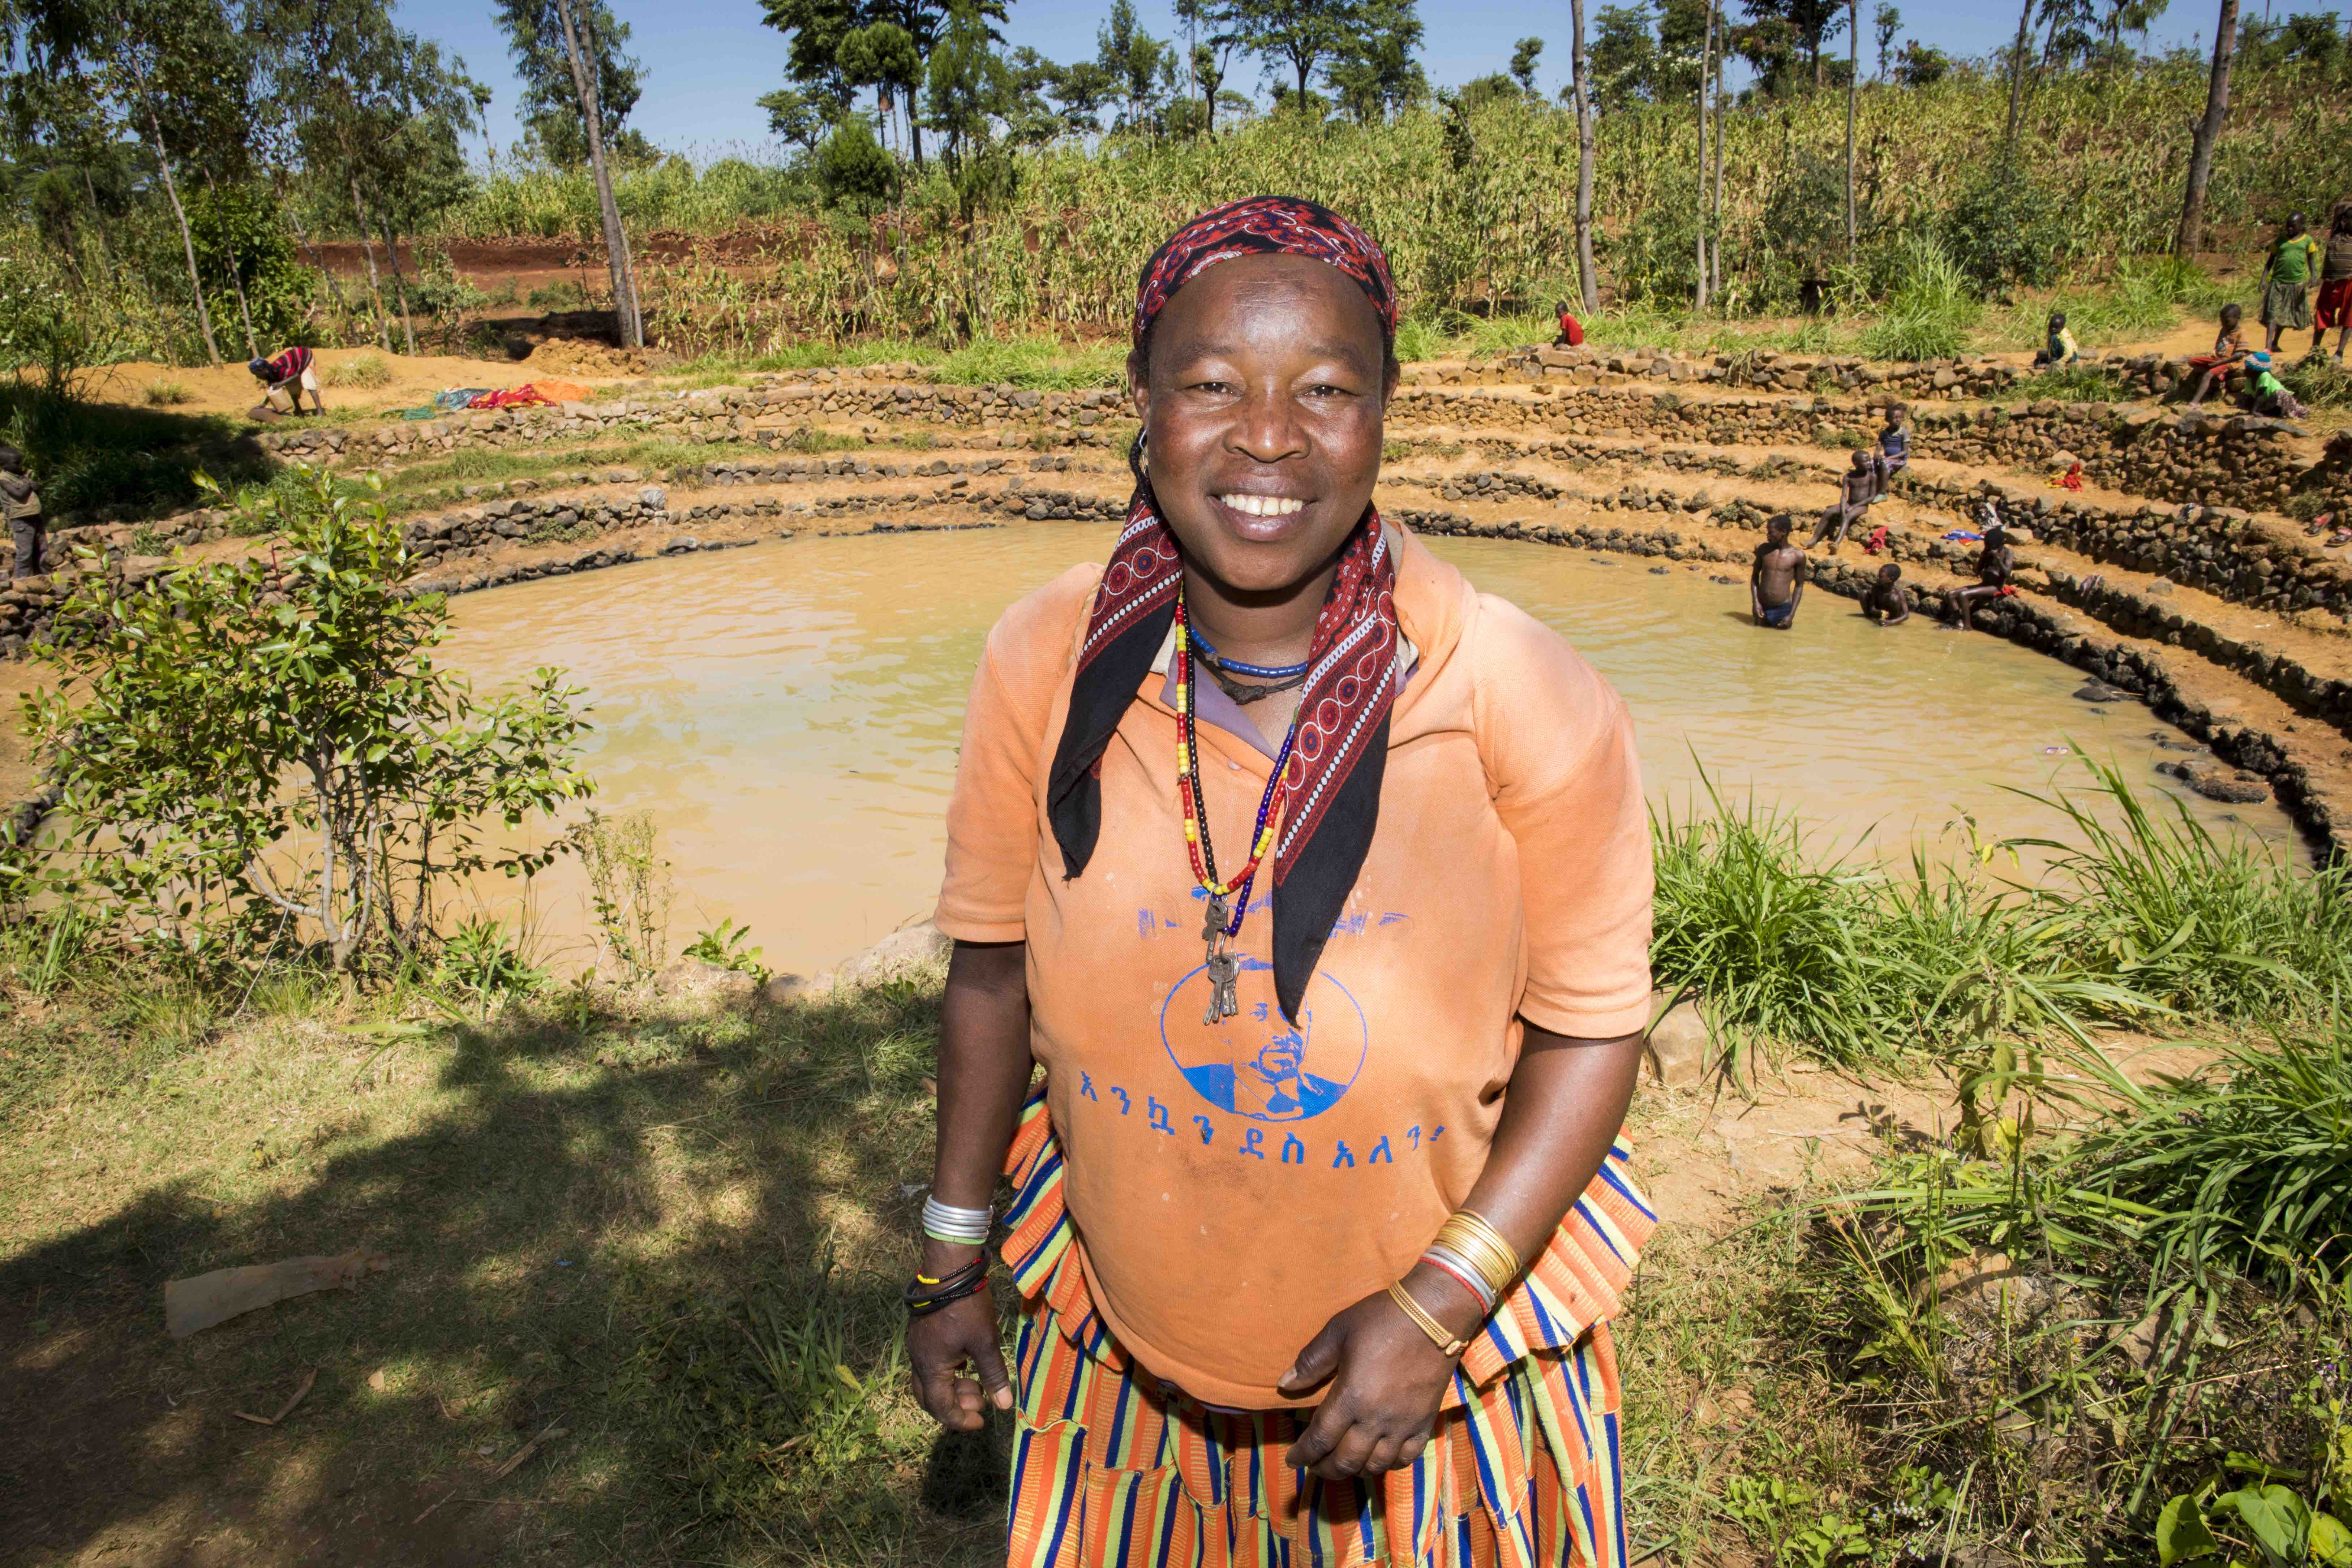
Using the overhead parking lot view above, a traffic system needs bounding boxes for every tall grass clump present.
[2013,761,2352,1022]
[1857,236,1979,361]
[1652,765,2342,1073]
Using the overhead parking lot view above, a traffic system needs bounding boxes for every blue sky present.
[395,0,2237,160]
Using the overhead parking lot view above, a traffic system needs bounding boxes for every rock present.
[1643,990,1712,1087]
[654,956,759,1005]
[2144,579,2175,595]
[2186,769,2270,804]
[829,920,952,991]
[639,485,667,509]
[2073,682,2131,703]
[760,971,811,1004]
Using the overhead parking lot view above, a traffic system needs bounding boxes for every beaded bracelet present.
[921,1195,993,1246]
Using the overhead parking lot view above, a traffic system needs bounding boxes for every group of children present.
[1750,396,2016,634]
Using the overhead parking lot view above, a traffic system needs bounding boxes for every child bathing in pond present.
[1807,450,1879,551]
[1863,563,1912,626]
[1942,527,2015,631]
[2185,304,2249,409]
[1752,514,1808,629]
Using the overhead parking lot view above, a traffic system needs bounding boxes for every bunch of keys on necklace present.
[1200,894,1242,1023]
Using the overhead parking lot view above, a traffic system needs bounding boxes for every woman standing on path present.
[909,197,1660,1568]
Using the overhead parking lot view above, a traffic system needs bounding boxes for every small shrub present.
[580,809,671,983]
[2284,353,2352,409]
[327,353,395,390]
[683,917,766,981]
[1941,165,2072,294]
[143,381,191,407]
[1858,237,1980,362]
[434,915,549,1006]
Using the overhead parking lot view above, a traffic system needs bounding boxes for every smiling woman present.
[909,197,1658,1568]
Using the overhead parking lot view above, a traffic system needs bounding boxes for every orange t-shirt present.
[935,529,1654,1409]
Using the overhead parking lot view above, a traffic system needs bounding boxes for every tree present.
[1568,0,1598,312]
[493,0,644,167]
[1043,57,1117,131]
[760,85,840,151]
[1696,0,1713,308]
[554,0,640,346]
[1509,35,1544,91]
[2176,0,2240,255]
[1096,0,1175,131]
[84,0,248,364]
[1173,0,1244,134]
[1872,1,1897,76]
[1589,4,1659,108]
[838,20,923,153]
[1327,0,1425,122]
[1893,38,1947,84]
[1741,0,1845,89]
[2003,0,2033,155]
[26,468,593,970]
[1226,0,1364,108]
[814,114,898,210]
[1843,0,1857,257]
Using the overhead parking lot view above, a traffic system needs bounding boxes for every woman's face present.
[1129,253,1394,599]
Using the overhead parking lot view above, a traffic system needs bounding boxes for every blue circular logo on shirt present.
[1159,955,1368,1121]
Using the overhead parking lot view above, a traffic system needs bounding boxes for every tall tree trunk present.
[555,0,642,348]
[145,110,220,366]
[1696,0,1713,310]
[2176,0,2242,255]
[1711,52,1726,296]
[1844,0,1859,258]
[2003,0,2034,163]
[379,216,417,356]
[207,179,261,358]
[1296,55,1310,107]
[349,176,391,350]
[1570,0,1599,313]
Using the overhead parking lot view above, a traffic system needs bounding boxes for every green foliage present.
[492,0,646,167]
[814,116,900,212]
[184,184,312,350]
[433,914,549,1006]
[684,917,768,981]
[1940,164,2071,295]
[18,467,595,968]
[1652,765,2348,1076]
[2284,354,2352,410]
[579,808,670,982]
[1857,235,1979,360]
[0,234,128,398]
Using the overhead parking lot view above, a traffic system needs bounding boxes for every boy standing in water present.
[1862,563,1912,626]
[1752,514,1807,629]
[1807,450,1879,551]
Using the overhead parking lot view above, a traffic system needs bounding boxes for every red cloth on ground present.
[1863,525,1889,555]
[468,385,556,409]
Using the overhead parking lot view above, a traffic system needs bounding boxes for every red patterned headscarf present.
[1046,196,1401,1022]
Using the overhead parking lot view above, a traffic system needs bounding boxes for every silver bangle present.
[921,1195,992,1245]
[1422,1243,1500,1312]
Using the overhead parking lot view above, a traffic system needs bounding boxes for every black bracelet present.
[904,1255,990,1318]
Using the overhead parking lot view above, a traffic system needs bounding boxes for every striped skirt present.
[995,1085,1658,1568]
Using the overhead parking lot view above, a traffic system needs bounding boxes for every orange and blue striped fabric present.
[997,1084,1657,1568]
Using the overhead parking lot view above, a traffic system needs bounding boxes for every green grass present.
[1652,765,2348,1077]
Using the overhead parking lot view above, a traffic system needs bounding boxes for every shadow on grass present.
[0,978,1007,1567]
[4,386,277,522]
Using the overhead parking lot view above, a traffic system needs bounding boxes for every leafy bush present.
[184,184,313,351]
[0,386,273,518]
[434,915,549,1006]
[20,466,596,968]
[1939,165,2072,295]
[814,118,899,214]
[684,917,767,980]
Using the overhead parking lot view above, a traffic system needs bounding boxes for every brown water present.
[439,526,2299,979]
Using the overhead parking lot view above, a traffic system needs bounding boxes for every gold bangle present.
[1387,1280,1468,1359]
[1430,1211,1524,1300]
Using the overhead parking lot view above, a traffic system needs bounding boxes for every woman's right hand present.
[908,1278,1013,1432]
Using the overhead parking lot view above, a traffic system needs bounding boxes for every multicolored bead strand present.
[1173,594,1299,941]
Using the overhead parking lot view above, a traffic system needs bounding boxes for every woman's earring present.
[1129,427,1150,485]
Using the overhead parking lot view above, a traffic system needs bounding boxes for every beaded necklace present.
[1188,626,1310,680]
[1173,592,1302,1023]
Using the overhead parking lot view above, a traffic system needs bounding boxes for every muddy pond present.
[439,526,2300,980]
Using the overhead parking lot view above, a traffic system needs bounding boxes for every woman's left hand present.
[1275,1285,1462,1479]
